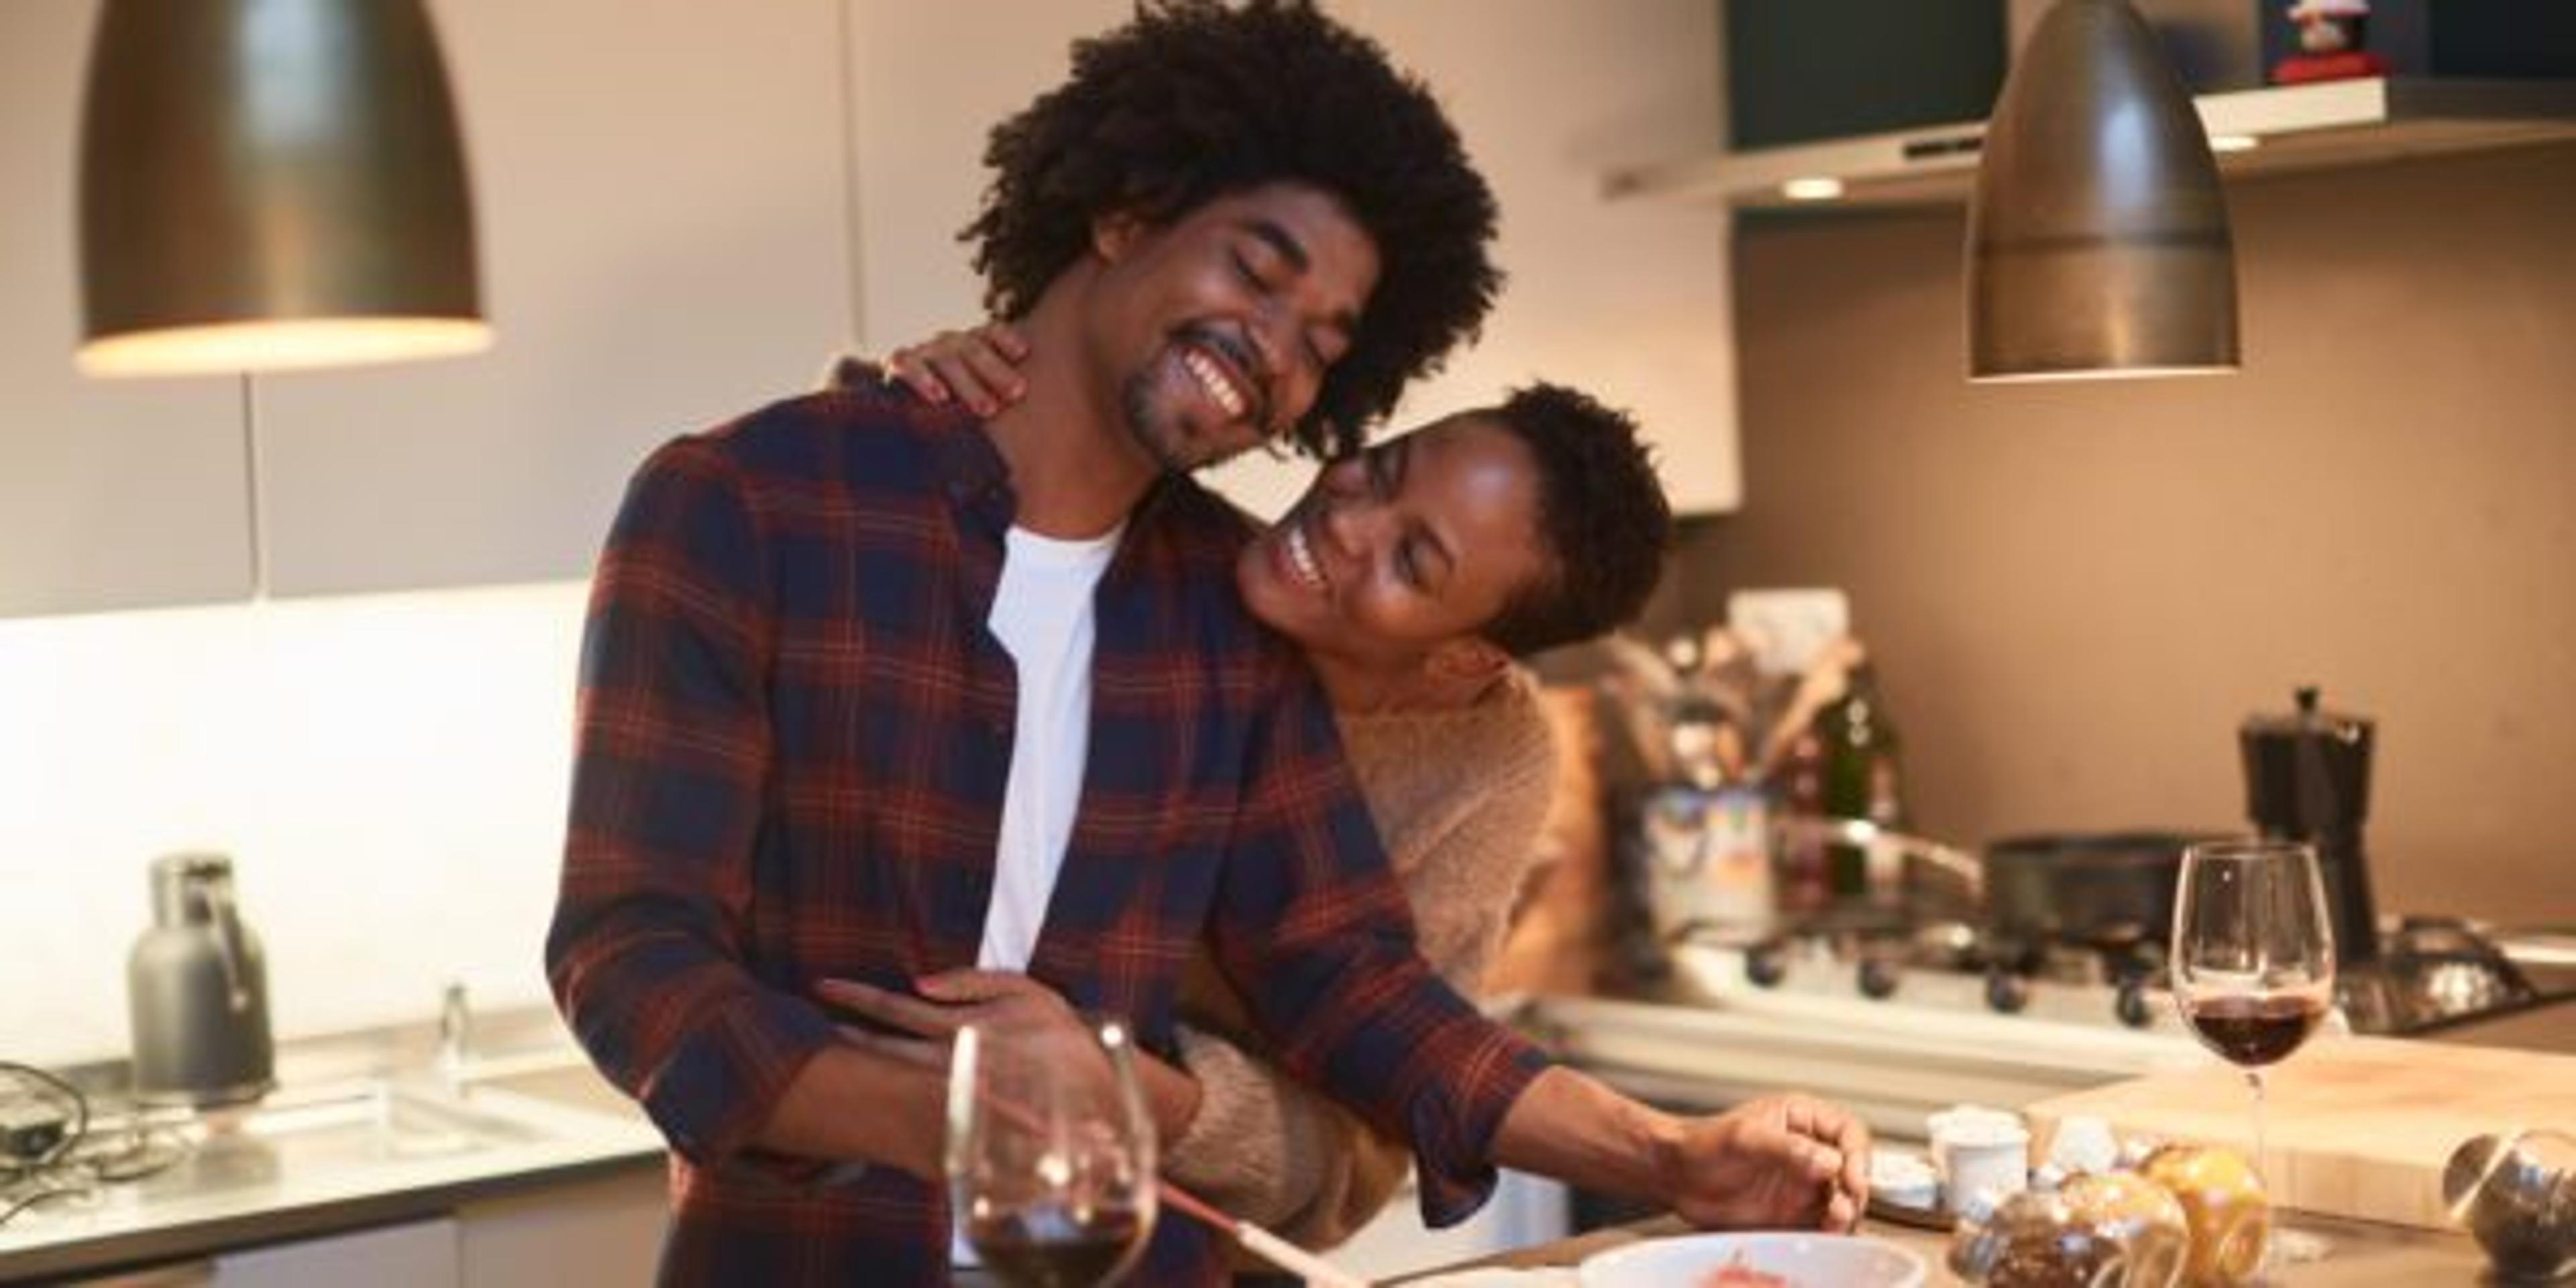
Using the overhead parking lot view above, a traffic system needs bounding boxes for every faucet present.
[437,980,472,1079]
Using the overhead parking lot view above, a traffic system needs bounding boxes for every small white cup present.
[1930,1107,2031,1219]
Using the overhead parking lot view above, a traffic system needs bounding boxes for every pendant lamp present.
[76,0,488,378]
[1966,0,2237,382]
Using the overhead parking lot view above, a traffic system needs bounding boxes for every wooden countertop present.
[2024,1036,2576,1231]
[1422,1210,2493,1285]
[2428,995,2576,1056]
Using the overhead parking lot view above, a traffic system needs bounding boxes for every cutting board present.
[2027,1034,2576,1230]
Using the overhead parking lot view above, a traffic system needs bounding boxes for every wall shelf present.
[1607,76,2576,211]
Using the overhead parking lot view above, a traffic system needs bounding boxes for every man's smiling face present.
[1087,182,1379,476]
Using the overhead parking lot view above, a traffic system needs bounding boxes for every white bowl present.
[1578,1231,1927,1288]
[1403,1271,1578,1287]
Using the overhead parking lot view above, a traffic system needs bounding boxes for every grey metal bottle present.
[128,853,275,1106]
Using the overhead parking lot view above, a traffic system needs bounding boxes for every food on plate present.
[2139,1142,2270,1287]
[1587,1232,1924,1288]
[1695,1252,1792,1287]
[1871,1148,1941,1212]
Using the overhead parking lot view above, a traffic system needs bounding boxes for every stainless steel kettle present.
[128,852,275,1106]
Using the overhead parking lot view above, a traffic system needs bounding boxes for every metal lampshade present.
[1966,0,2238,382]
[76,0,489,377]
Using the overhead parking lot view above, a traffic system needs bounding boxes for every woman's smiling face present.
[1234,412,1548,672]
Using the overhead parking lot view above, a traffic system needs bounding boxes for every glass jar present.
[1949,1173,2188,1288]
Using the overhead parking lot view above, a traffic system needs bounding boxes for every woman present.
[828,327,1861,1250]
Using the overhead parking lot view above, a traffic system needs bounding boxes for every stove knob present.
[1858,958,1901,1000]
[2114,981,2156,1029]
[1745,945,1788,988]
[1984,970,2031,1014]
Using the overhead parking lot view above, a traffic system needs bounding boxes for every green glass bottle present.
[1817,662,1904,900]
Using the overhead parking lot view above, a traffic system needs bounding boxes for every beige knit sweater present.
[1161,667,1559,1250]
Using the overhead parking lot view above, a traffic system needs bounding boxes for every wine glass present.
[2171,837,2337,1275]
[946,1013,1158,1288]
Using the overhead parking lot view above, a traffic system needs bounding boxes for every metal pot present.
[1983,831,2219,949]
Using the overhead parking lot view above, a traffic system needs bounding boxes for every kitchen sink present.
[238,1078,547,1154]
[0,1027,664,1278]
[176,1080,539,1186]
[443,1055,643,1122]
[9,1079,551,1228]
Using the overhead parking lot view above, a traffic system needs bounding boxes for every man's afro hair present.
[965,0,1501,458]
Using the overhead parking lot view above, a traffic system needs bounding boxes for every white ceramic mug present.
[1930,1106,2030,1219]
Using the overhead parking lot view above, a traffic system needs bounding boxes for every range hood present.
[1609,76,2576,209]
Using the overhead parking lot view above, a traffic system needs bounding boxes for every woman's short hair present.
[1478,384,1674,657]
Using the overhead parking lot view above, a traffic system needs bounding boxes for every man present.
[547,4,1864,1283]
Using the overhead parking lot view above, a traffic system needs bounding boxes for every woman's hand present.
[885,321,1032,417]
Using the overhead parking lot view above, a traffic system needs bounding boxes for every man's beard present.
[1121,370,1196,475]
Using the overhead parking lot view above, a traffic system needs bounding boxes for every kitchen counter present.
[1521,969,2576,1161]
[1430,1210,2492,1285]
[9,991,2548,1283]
[1511,987,2209,1146]
[0,1013,664,1285]
[2428,994,2576,1056]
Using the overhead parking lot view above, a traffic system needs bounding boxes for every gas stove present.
[1666,928,2186,1037]
[1659,914,2563,1039]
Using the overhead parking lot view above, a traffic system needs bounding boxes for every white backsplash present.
[0,582,591,1066]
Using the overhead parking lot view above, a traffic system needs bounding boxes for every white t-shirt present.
[954,523,1118,1267]
[975,523,1120,971]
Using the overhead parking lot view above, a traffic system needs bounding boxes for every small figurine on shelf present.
[2273,0,2391,85]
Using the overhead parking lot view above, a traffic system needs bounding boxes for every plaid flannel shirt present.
[545,378,1548,1285]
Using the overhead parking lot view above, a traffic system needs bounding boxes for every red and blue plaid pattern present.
[547,378,1546,1285]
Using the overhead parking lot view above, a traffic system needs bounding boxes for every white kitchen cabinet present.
[455,1167,665,1288]
[251,0,854,596]
[213,1218,460,1288]
[49,1173,658,1288]
[0,0,254,619]
[56,1220,462,1287]
[840,1,1126,374]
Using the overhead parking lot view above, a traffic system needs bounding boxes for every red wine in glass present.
[947,1015,1158,1288]
[2171,838,2338,1274]
[2184,994,2328,1067]
[967,1204,1147,1288]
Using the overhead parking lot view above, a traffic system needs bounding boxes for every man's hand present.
[1662,1093,1872,1232]
[1493,1069,1869,1232]
[751,1043,949,1179]
[816,970,1081,1069]
[814,971,1203,1142]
